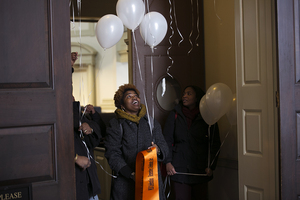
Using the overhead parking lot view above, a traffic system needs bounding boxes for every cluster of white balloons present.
[95,0,168,50]
[199,83,237,126]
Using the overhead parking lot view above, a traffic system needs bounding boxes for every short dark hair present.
[114,84,140,108]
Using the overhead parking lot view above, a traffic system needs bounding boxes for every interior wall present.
[70,22,128,112]
[203,1,238,199]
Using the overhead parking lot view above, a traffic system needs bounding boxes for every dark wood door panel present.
[0,91,56,127]
[0,0,50,87]
[277,0,300,198]
[131,0,205,127]
[0,125,55,185]
[0,0,75,199]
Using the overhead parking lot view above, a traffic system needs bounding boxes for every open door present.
[0,0,75,199]
[235,0,278,199]
[277,0,300,198]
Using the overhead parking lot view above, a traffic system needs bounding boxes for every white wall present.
[203,0,239,199]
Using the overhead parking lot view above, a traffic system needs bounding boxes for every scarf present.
[182,106,200,129]
[115,104,147,124]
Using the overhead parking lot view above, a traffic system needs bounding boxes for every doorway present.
[70,21,129,113]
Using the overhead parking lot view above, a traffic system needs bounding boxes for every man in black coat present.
[73,101,102,200]
[71,52,102,200]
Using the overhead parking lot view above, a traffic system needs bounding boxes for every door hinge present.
[276,91,279,108]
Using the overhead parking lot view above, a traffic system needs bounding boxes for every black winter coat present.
[105,115,169,200]
[73,101,102,200]
[163,103,221,184]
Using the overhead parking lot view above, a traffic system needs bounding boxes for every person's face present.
[122,90,140,115]
[182,87,197,109]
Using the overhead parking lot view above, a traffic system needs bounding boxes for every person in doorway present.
[104,84,169,200]
[163,85,221,200]
[71,52,77,72]
[71,52,102,200]
[73,100,102,200]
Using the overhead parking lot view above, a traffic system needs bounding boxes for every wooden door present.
[0,0,75,199]
[235,0,278,199]
[277,0,300,198]
[131,0,205,127]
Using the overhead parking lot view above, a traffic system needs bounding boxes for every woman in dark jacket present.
[163,85,221,200]
[105,84,169,200]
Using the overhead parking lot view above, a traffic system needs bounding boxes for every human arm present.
[79,122,94,135]
[148,142,161,155]
[85,104,96,114]
[86,104,107,138]
[166,162,176,175]
[205,168,213,176]
[71,52,78,66]
[162,111,177,163]
[104,118,134,178]
[80,118,102,148]
[75,154,91,170]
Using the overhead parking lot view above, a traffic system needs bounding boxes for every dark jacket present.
[84,111,107,139]
[73,101,102,200]
[163,103,221,184]
[105,115,169,200]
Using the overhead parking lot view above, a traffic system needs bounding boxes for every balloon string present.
[163,172,207,197]
[70,0,106,114]
[93,157,117,179]
[77,0,82,66]
[80,75,85,105]
[210,125,231,166]
[164,175,171,199]
[208,125,211,168]
[71,0,84,107]
[133,32,153,135]
[77,0,81,14]
[151,55,155,126]
[188,0,194,54]
[210,124,216,150]
[80,51,107,119]
[176,172,207,176]
[78,123,117,179]
[132,32,143,83]
[172,0,184,46]
[167,0,174,79]
[145,0,150,14]
[143,91,153,136]
[195,0,200,46]
[76,0,82,50]
[78,101,116,180]
[70,1,76,34]
[214,0,222,25]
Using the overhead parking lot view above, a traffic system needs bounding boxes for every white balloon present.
[226,93,237,125]
[139,12,168,49]
[206,83,233,120]
[200,95,220,125]
[116,0,145,31]
[95,14,124,50]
